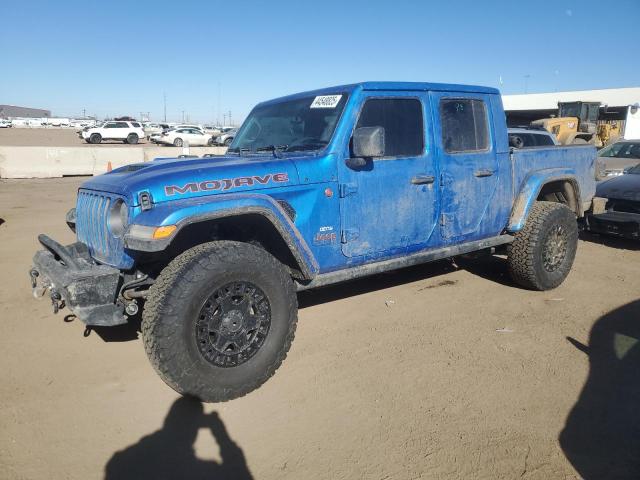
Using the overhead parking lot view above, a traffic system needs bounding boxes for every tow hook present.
[125,299,139,316]
[29,269,39,288]
[50,290,65,314]
[30,269,48,298]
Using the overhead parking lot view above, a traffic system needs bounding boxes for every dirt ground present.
[0,128,152,147]
[1,177,639,480]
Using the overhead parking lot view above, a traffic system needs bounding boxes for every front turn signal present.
[152,225,177,239]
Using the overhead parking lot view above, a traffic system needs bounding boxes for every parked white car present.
[80,121,145,144]
[155,127,215,147]
[216,128,237,146]
[0,119,12,128]
[143,123,170,139]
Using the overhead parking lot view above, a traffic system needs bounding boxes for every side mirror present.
[347,126,385,169]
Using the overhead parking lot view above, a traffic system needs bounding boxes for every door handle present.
[411,175,435,185]
[474,169,494,178]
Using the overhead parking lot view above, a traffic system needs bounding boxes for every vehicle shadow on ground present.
[104,396,254,480]
[88,256,505,339]
[453,254,514,287]
[72,310,143,342]
[579,230,640,251]
[298,259,459,308]
[560,299,640,479]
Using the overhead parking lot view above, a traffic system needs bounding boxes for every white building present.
[502,87,640,139]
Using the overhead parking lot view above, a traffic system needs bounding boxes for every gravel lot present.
[1,178,639,479]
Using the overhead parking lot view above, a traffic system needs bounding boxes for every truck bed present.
[511,145,597,212]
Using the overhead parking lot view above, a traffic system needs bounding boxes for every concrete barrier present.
[0,146,228,178]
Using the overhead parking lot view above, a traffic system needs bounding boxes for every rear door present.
[430,93,499,241]
[113,122,129,139]
[339,93,439,257]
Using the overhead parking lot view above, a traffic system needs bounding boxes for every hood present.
[80,154,301,206]
[596,173,640,200]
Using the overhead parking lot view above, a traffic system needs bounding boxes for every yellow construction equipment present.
[531,101,601,145]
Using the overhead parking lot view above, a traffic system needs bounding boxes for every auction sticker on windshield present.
[310,95,342,108]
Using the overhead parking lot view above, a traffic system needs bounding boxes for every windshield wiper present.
[255,144,288,158]
[285,142,326,152]
[227,147,251,155]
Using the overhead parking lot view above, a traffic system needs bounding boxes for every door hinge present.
[440,213,447,226]
[341,228,359,243]
[339,183,358,198]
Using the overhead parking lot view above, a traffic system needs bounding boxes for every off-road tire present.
[507,201,578,290]
[89,133,102,144]
[173,138,183,147]
[142,241,298,402]
[126,133,139,144]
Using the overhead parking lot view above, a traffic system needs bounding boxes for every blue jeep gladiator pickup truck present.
[30,82,596,401]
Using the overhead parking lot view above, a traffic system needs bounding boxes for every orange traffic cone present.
[107,161,112,172]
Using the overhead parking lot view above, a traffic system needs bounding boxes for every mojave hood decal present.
[165,172,290,196]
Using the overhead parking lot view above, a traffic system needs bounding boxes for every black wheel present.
[126,133,139,144]
[507,201,578,290]
[224,137,233,146]
[89,133,102,144]
[173,138,183,147]
[142,241,298,402]
[207,137,215,146]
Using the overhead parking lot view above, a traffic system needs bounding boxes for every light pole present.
[163,92,167,122]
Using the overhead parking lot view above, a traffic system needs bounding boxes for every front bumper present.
[30,235,126,326]
[584,211,640,239]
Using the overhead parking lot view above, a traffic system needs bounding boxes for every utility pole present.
[163,92,167,122]
[82,108,86,118]
[228,110,232,126]
[223,113,226,126]
[182,110,185,123]
[217,82,221,125]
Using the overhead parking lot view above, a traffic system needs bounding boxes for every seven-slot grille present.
[76,190,131,267]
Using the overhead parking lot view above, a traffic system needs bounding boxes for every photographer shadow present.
[560,299,640,479]
[105,396,253,480]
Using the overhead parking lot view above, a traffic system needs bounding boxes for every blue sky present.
[1,0,638,123]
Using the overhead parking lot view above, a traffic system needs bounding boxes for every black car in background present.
[585,163,640,239]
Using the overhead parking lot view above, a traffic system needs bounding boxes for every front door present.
[430,92,499,241]
[339,93,439,257]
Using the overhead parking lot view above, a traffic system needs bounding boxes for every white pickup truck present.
[80,121,145,144]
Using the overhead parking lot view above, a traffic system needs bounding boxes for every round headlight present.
[108,199,128,237]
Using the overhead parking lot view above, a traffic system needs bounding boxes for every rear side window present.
[534,133,554,146]
[440,99,489,153]
[115,122,129,128]
[355,98,424,157]
[131,122,141,128]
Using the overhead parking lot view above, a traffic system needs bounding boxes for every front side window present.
[354,98,424,157]
[440,99,489,153]
[230,93,348,154]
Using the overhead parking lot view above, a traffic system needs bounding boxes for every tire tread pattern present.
[507,201,578,291]
[142,241,297,402]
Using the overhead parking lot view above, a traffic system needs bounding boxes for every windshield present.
[559,103,581,118]
[229,93,348,154]
[627,163,640,174]
[599,142,640,159]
